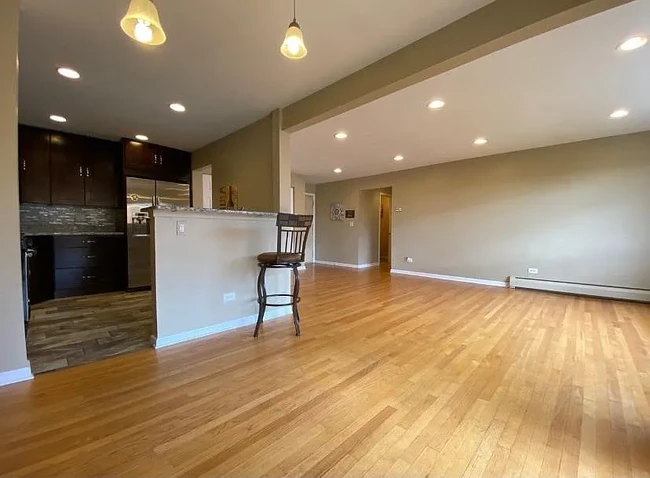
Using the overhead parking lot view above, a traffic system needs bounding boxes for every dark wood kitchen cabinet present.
[84,138,121,207]
[18,125,122,208]
[18,126,51,204]
[123,139,191,183]
[50,132,86,205]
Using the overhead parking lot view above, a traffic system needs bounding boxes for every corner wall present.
[0,0,31,380]
[192,114,276,212]
[315,131,650,289]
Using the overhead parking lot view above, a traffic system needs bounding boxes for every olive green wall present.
[315,131,650,289]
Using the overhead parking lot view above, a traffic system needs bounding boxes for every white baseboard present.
[390,269,507,288]
[153,307,291,349]
[315,260,379,269]
[510,277,650,302]
[0,367,33,388]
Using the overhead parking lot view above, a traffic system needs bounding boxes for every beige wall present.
[192,114,276,212]
[0,0,31,377]
[291,173,307,214]
[151,210,290,342]
[315,131,650,289]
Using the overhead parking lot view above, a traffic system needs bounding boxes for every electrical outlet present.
[349,221,354,227]
[176,221,186,236]
[223,292,236,303]
[405,257,414,263]
[396,207,403,212]
[528,268,539,275]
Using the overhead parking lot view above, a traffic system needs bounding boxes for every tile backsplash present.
[20,204,123,234]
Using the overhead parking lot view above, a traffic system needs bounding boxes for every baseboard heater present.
[509,276,650,303]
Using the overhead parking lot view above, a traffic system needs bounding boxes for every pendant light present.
[281,0,307,59]
[120,0,167,46]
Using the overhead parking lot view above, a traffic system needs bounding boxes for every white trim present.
[305,192,316,264]
[152,307,291,349]
[390,269,507,288]
[315,260,379,269]
[0,367,33,388]
[510,277,650,302]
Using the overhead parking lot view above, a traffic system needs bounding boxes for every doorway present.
[379,193,392,264]
[305,193,316,263]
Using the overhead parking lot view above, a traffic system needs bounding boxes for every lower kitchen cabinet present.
[52,235,126,299]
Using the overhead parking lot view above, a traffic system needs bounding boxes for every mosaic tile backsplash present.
[20,204,123,234]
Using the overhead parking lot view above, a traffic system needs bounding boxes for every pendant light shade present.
[281,0,307,59]
[120,0,167,46]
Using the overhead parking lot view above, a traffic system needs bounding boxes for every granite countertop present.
[22,231,125,237]
[144,205,277,218]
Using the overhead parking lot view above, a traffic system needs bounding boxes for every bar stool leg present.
[292,264,301,336]
[254,265,267,338]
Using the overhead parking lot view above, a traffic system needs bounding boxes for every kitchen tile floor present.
[27,291,153,374]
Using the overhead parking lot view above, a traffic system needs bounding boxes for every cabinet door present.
[50,132,86,205]
[84,138,121,207]
[18,126,51,204]
[123,139,157,177]
[159,146,191,183]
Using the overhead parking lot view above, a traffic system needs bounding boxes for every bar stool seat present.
[256,252,302,264]
[254,213,313,338]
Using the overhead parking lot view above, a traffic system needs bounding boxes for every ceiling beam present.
[281,0,633,132]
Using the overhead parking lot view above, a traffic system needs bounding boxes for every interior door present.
[380,195,392,263]
[304,194,315,263]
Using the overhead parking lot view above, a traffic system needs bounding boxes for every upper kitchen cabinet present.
[84,138,121,208]
[50,132,86,206]
[18,126,51,204]
[122,139,191,183]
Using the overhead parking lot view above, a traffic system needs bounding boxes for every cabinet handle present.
[79,166,83,177]
[86,166,91,177]
[83,275,96,280]
[159,154,163,165]
[86,255,96,259]
[21,158,26,171]
[153,154,158,165]
[82,239,96,244]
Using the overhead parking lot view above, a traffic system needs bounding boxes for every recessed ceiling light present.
[334,132,348,140]
[135,134,149,141]
[49,115,67,123]
[57,67,81,80]
[393,155,404,161]
[169,103,186,112]
[474,137,487,145]
[427,99,445,110]
[333,168,342,174]
[610,109,629,119]
[617,36,647,52]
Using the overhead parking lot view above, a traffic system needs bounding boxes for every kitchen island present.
[148,206,292,348]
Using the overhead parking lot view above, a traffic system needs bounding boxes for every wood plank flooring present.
[27,291,153,374]
[2,265,650,477]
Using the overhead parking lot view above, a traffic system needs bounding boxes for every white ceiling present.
[291,0,650,184]
[17,0,493,151]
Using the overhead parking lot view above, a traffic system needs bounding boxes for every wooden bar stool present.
[254,213,313,337]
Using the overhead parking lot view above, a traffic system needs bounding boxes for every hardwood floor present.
[27,291,153,374]
[2,265,650,477]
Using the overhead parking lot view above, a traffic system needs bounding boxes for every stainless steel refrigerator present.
[126,177,190,289]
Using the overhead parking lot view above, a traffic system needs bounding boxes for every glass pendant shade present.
[281,20,307,59]
[120,0,167,45]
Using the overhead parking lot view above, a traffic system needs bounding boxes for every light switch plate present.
[528,267,539,274]
[223,292,236,303]
[176,221,186,236]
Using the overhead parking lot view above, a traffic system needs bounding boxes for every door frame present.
[305,192,316,263]
[378,192,392,264]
